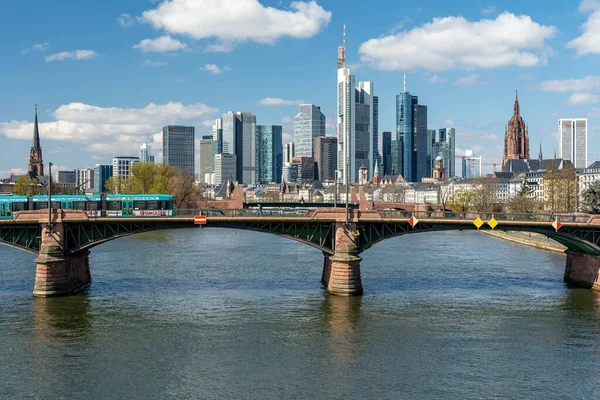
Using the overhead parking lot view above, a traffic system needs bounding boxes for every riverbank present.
[483,230,566,253]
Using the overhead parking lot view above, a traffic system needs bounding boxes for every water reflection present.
[33,295,92,342]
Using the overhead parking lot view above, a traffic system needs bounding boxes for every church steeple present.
[28,104,44,178]
[514,90,520,115]
[538,141,543,162]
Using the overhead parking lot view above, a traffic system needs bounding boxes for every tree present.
[470,177,497,213]
[129,162,158,194]
[449,187,474,212]
[170,168,202,208]
[13,175,42,196]
[581,180,600,214]
[545,164,577,212]
[506,179,535,214]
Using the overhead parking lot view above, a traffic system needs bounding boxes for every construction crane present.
[455,156,501,174]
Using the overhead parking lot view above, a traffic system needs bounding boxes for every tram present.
[0,194,175,219]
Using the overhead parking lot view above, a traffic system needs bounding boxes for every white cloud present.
[565,92,599,105]
[45,50,98,62]
[260,98,304,106]
[480,6,496,16]
[133,36,187,53]
[359,12,556,71]
[442,119,454,126]
[455,74,487,86]
[0,102,218,156]
[538,75,600,92]
[429,74,446,84]
[144,59,168,67]
[117,13,135,27]
[140,0,331,51]
[282,133,293,144]
[568,1,600,55]
[201,64,231,75]
[204,42,235,53]
[21,42,49,54]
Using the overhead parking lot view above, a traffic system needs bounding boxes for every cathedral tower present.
[503,91,529,166]
[28,105,44,177]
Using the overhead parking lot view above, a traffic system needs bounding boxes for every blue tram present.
[0,194,175,219]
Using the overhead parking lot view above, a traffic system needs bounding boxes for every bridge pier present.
[323,225,363,296]
[33,224,91,297]
[564,252,600,290]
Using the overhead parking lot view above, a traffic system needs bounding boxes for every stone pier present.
[564,252,600,290]
[323,224,363,296]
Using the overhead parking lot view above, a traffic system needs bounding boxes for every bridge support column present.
[326,225,363,296]
[564,252,600,290]
[33,224,91,297]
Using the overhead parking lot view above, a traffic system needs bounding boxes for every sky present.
[1,0,600,177]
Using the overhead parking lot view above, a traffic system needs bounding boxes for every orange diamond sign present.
[473,217,484,229]
[408,216,419,228]
[488,218,498,230]
[552,219,562,232]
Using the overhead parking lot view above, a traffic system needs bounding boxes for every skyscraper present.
[426,129,436,176]
[382,131,392,176]
[396,72,427,182]
[462,150,482,179]
[503,91,529,166]
[284,143,295,164]
[257,125,283,184]
[337,63,356,183]
[240,112,257,185]
[139,143,153,163]
[214,154,236,185]
[558,118,588,169]
[294,104,325,158]
[93,164,113,194]
[163,125,195,176]
[28,106,44,178]
[437,128,455,178]
[199,135,213,184]
[212,118,223,172]
[292,156,315,184]
[314,136,337,182]
[356,81,378,180]
[218,111,258,185]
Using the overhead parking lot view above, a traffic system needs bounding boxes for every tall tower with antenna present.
[337,24,346,69]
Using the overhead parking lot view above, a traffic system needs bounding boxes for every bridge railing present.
[379,210,590,223]
[177,208,312,218]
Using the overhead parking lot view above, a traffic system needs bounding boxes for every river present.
[1,229,600,399]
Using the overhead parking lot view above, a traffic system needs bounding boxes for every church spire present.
[538,141,543,162]
[514,90,520,115]
[32,104,40,149]
[28,104,44,177]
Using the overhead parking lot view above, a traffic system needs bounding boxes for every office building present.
[282,162,298,183]
[75,168,95,192]
[294,104,325,158]
[199,135,213,185]
[257,125,283,184]
[395,71,428,182]
[112,156,140,180]
[356,81,378,180]
[437,128,455,178]
[382,131,392,176]
[284,143,295,164]
[163,125,195,176]
[240,112,257,185]
[93,164,113,194]
[426,129,436,176]
[558,118,588,169]
[462,150,482,179]
[212,118,223,171]
[314,136,337,182]
[55,170,76,186]
[292,156,315,185]
[218,111,257,185]
[214,154,237,185]
[140,143,154,163]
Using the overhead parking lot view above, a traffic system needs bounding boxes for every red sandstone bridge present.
[2,208,600,297]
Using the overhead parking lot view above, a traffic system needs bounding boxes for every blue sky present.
[1,0,600,177]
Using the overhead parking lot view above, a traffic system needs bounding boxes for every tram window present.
[134,201,147,210]
[51,202,61,209]
[74,202,86,210]
[165,201,172,209]
[108,202,120,210]
[34,203,48,210]
[147,202,158,210]
[86,202,99,210]
[12,203,26,211]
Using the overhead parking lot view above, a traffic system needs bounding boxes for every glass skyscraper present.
[294,104,325,158]
[257,125,283,184]
[438,128,455,177]
[382,131,392,176]
[558,118,588,168]
[396,90,428,182]
[218,111,257,184]
[163,125,195,176]
[93,164,113,194]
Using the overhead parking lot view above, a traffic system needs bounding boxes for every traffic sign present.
[488,218,498,230]
[194,215,207,225]
[552,219,562,232]
[473,217,484,229]
[408,216,419,228]
[353,230,360,236]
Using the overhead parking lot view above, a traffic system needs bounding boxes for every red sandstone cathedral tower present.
[503,91,529,166]
[28,106,44,178]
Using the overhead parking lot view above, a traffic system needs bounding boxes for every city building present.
[337,47,356,184]
[139,143,154,163]
[356,81,379,180]
[199,135,213,185]
[28,106,44,178]
[214,154,237,185]
[93,164,113,194]
[314,136,337,182]
[382,131,392,176]
[212,118,223,171]
[293,104,325,158]
[579,161,600,201]
[112,156,140,180]
[358,166,369,185]
[282,162,298,183]
[462,150,482,179]
[217,111,257,185]
[437,128,455,177]
[257,125,283,184]
[55,170,76,186]
[432,154,445,180]
[292,156,314,184]
[503,91,529,166]
[395,71,428,182]
[75,168,94,192]
[163,125,195,176]
[426,129,436,176]
[240,112,257,185]
[284,143,295,164]
[558,118,588,169]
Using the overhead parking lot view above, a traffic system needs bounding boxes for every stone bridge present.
[2,209,600,297]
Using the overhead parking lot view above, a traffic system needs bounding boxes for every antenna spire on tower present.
[343,23,346,48]
[404,70,407,92]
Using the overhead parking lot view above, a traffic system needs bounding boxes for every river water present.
[1,229,600,399]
